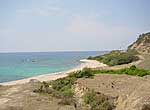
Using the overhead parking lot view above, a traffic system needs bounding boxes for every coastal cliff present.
[128,32,150,53]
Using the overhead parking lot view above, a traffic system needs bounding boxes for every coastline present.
[0,59,107,86]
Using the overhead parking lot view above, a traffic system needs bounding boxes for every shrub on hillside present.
[88,50,139,66]
[73,68,94,78]
[83,90,115,110]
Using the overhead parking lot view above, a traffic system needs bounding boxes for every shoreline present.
[0,59,107,86]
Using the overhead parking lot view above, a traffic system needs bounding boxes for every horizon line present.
[0,50,121,54]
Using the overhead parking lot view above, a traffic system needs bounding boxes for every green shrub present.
[83,90,115,110]
[130,65,137,70]
[73,68,94,78]
[84,90,96,104]
[51,76,76,91]
[88,50,139,66]
[61,87,74,97]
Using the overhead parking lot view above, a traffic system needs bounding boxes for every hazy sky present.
[0,0,150,52]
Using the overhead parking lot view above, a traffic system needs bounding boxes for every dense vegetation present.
[88,50,139,66]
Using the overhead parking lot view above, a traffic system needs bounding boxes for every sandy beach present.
[0,59,107,86]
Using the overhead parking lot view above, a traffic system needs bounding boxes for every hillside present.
[77,74,150,110]
[88,50,139,66]
[128,32,150,53]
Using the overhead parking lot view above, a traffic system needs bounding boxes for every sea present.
[0,51,107,83]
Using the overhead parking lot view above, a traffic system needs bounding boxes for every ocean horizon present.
[0,51,107,83]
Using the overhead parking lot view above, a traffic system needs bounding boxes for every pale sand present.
[0,59,107,86]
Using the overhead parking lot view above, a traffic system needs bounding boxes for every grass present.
[93,65,150,77]
[88,50,139,66]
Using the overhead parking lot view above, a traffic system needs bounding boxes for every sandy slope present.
[76,74,150,110]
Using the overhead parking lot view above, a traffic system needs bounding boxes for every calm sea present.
[0,51,107,83]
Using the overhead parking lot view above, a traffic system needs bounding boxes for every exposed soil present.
[77,74,150,110]
[137,54,150,70]
[0,82,75,110]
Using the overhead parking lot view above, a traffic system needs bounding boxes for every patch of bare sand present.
[0,83,68,110]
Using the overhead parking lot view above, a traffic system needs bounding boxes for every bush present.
[73,68,94,78]
[51,76,76,91]
[130,65,137,70]
[61,87,74,97]
[83,90,115,110]
[88,50,139,66]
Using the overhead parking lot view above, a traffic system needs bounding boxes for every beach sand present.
[0,59,107,86]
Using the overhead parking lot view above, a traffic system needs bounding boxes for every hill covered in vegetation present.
[88,50,139,66]
[88,32,150,66]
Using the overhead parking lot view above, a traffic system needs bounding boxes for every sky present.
[0,0,150,52]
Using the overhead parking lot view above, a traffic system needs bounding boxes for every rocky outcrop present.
[128,32,150,53]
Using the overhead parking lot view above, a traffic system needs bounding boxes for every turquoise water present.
[0,51,106,83]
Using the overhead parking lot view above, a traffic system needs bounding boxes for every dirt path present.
[137,54,150,70]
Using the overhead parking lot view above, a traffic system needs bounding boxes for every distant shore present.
[0,59,107,86]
